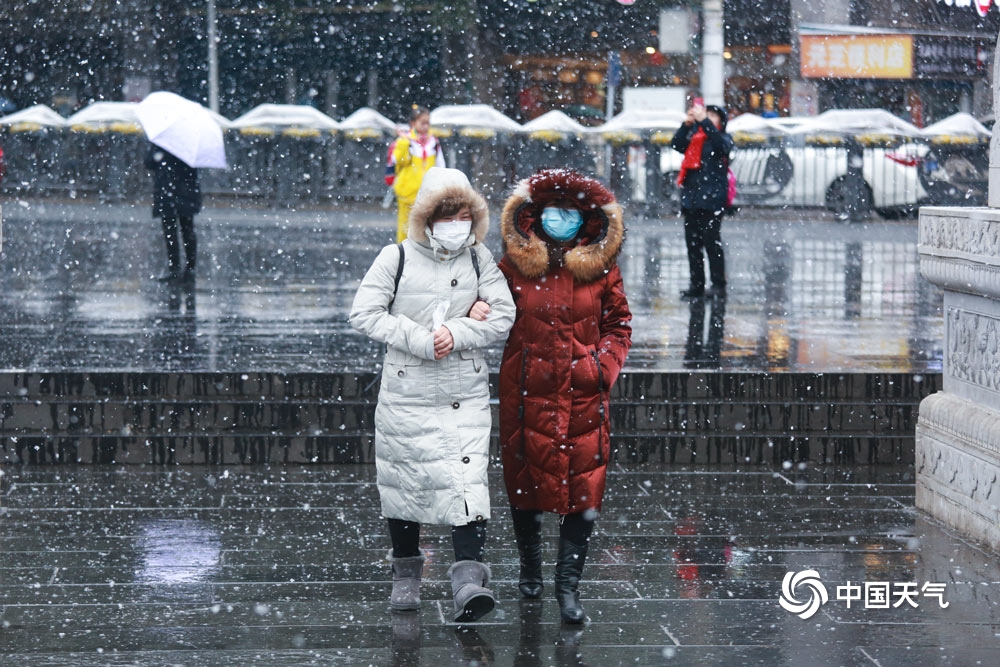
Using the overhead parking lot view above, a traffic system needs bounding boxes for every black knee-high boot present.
[511,508,543,599]
[554,537,588,623]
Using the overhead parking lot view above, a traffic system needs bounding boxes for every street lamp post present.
[702,0,724,105]
[207,0,219,113]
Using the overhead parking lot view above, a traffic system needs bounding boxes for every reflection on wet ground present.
[2,464,997,665]
[0,200,942,373]
[0,201,987,663]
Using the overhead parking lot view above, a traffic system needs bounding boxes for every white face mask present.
[430,220,472,251]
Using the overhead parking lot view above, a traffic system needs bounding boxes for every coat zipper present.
[518,350,529,458]
[592,350,606,466]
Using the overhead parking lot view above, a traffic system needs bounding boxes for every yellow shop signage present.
[800,34,914,79]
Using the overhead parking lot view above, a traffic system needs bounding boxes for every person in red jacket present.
[497,169,632,624]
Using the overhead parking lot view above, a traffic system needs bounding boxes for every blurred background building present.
[0,0,997,125]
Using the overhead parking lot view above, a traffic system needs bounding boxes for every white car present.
[737,136,928,219]
[915,142,988,207]
[661,110,936,220]
[661,136,927,220]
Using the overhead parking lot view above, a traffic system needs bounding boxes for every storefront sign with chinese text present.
[800,35,914,79]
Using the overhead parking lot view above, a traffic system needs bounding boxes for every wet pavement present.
[0,198,942,374]
[2,198,984,664]
[2,464,999,665]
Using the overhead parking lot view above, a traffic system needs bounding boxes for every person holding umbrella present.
[136,91,227,283]
[145,145,201,282]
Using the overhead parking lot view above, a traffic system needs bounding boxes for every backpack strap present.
[469,245,480,280]
[390,243,478,310]
[389,242,404,309]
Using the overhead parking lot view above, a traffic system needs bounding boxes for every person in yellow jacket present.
[389,106,445,242]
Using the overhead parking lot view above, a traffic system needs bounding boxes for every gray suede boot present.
[389,551,425,612]
[448,560,495,622]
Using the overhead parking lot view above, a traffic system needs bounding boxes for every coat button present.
[462,456,470,463]
[475,515,484,521]
[452,401,460,409]
[397,370,405,377]
[451,278,458,286]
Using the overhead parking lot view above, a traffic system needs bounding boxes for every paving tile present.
[3,464,1000,665]
[1,203,994,663]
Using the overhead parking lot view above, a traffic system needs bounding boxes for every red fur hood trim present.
[500,169,624,283]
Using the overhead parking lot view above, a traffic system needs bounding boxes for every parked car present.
[744,136,926,219]
[661,110,928,220]
[916,142,988,206]
[662,138,926,220]
[915,112,990,207]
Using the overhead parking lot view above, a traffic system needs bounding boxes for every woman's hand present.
[693,103,707,123]
[467,300,491,321]
[433,326,454,359]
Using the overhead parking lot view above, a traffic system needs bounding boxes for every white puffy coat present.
[349,168,515,526]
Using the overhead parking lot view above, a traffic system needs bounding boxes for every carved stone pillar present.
[916,207,1000,551]
[916,31,1000,551]
[916,29,1000,552]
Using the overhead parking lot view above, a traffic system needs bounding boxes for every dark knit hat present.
[705,104,728,132]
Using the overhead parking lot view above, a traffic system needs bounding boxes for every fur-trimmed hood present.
[500,169,624,283]
[407,167,489,245]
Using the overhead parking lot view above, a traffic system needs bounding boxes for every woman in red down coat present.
[498,169,632,624]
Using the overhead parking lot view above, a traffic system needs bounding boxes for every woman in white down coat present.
[349,167,515,622]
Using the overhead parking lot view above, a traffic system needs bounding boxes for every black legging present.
[682,207,725,290]
[511,508,595,546]
[387,518,487,562]
[161,214,196,271]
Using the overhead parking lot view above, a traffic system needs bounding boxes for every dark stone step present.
[0,371,939,401]
[4,433,915,466]
[0,371,940,466]
[0,373,377,401]
[0,401,924,435]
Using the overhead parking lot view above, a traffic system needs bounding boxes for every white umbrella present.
[136,91,227,169]
[727,113,788,136]
[597,108,687,133]
[429,104,522,132]
[338,107,397,133]
[67,101,140,127]
[791,108,922,138]
[520,110,588,135]
[921,112,991,139]
[0,104,66,128]
[207,109,233,130]
[229,103,339,130]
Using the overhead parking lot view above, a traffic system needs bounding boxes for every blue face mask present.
[540,207,584,242]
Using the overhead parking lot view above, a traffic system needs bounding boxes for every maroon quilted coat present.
[498,170,632,515]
